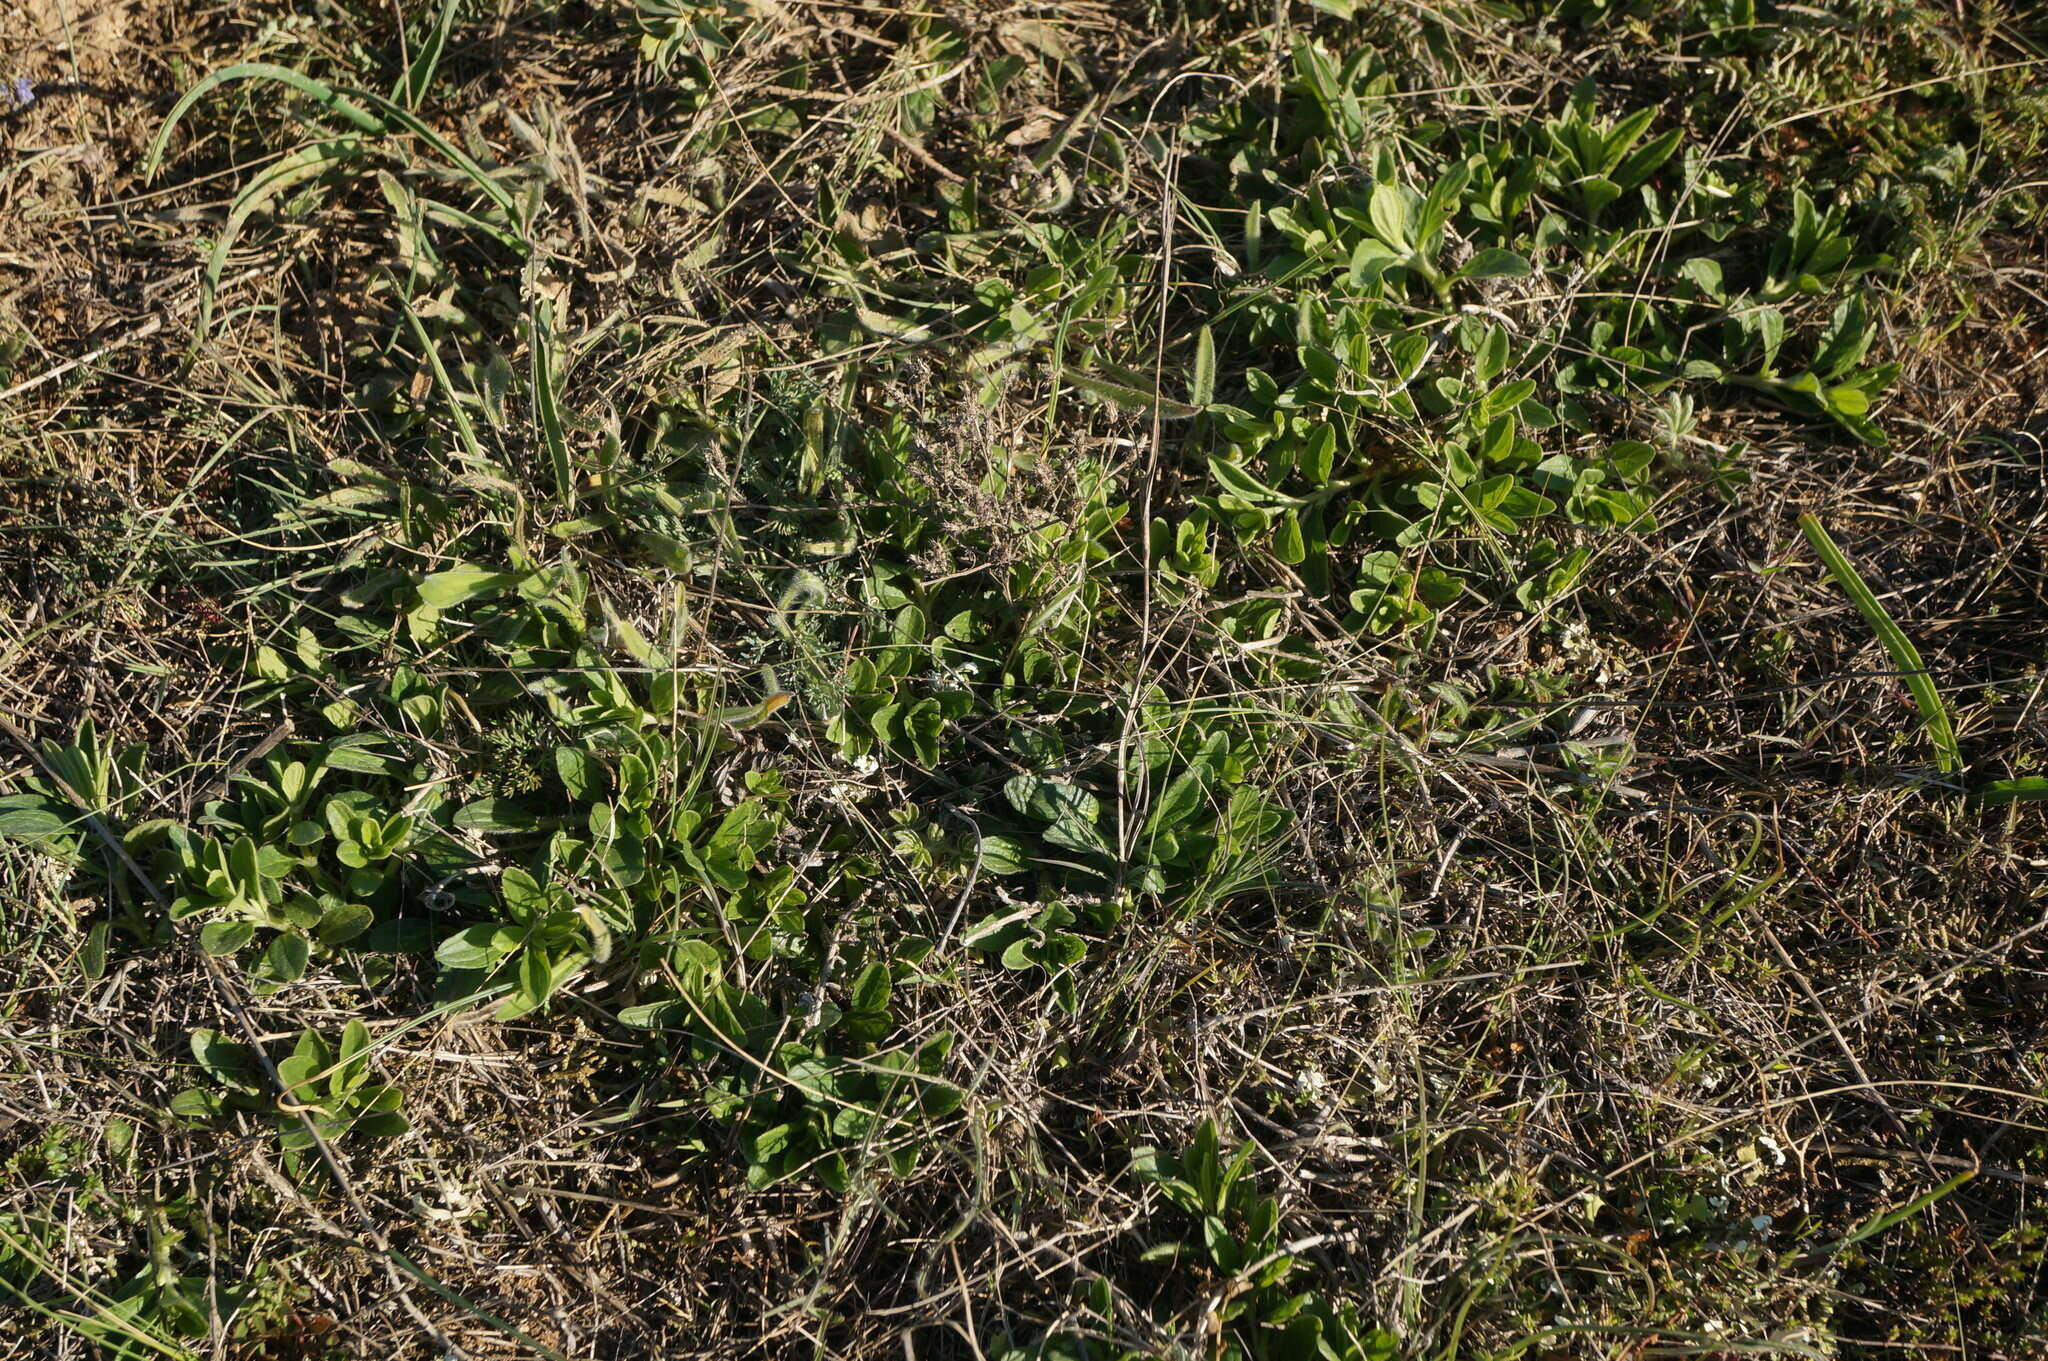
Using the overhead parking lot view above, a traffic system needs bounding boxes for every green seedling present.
[1540,78,1683,222]
[1762,189,1890,302]
[174,1020,408,1175]
[1129,1120,1399,1361]
[434,865,603,1020]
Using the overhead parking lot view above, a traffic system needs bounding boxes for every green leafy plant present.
[1721,295,1899,444]
[1539,78,1683,223]
[622,940,963,1191]
[1761,189,1890,302]
[1120,1119,1398,1361]
[175,1021,409,1174]
[434,864,607,1020]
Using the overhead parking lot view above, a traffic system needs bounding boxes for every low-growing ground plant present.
[3,0,2046,1356]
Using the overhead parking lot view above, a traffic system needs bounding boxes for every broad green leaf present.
[0,796,73,850]
[977,836,1032,875]
[1143,767,1208,841]
[190,1029,262,1090]
[1578,176,1622,219]
[1272,508,1307,564]
[1388,332,1431,383]
[81,922,109,980]
[1678,257,1725,299]
[314,901,374,946]
[1301,422,1336,485]
[1190,325,1217,408]
[1473,326,1509,384]
[555,747,603,801]
[850,960,891,1015]
[617,999,689,1029]
[418,566,523,609]
[1599,107,1658,174]
[1347,237,1401,286]
[1457,248,1532,280]
[453,798,542,833]
[1368,180,1411,248]
[1478,414,1515,463]
[1613,127,1681,191]
[1789,188,1819,262]
[435,923,519,971]
[1755,307,1786,371]
[600,599,669,669]
[500,866,551,917]
[169,1088,225,1122]
[1416,157,1474,246]
[1814,295,1875,378]
[1003,775,1112,858]
[265,930,311,983]
[1974,778,2048,805]
[199,920,254,956]
[497,948,555,1019]
[1208,456,1293,506]
[336,1017,372,1093]
[229,835,261,890]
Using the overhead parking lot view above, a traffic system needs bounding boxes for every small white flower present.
[1293,1067,1326,1101]
[850,752,881,776]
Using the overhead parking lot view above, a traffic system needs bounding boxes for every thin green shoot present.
[1798,513,1960,775]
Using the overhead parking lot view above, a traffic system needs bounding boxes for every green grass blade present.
[195,138,364,342]
[399,0,461,109]
[144,63,385,178]
[1971,776,2048,805]
[1829,1169,1974,1253]
[1798,513,1959,775]
[529,299,574,510]
[339,87,524,226]
[399,297,496,480]
[409,193,526,254]
[1068,367,1202,420]
[147,63,523,233]
[0,1221,197,1360]
[1190,324,1217,408]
